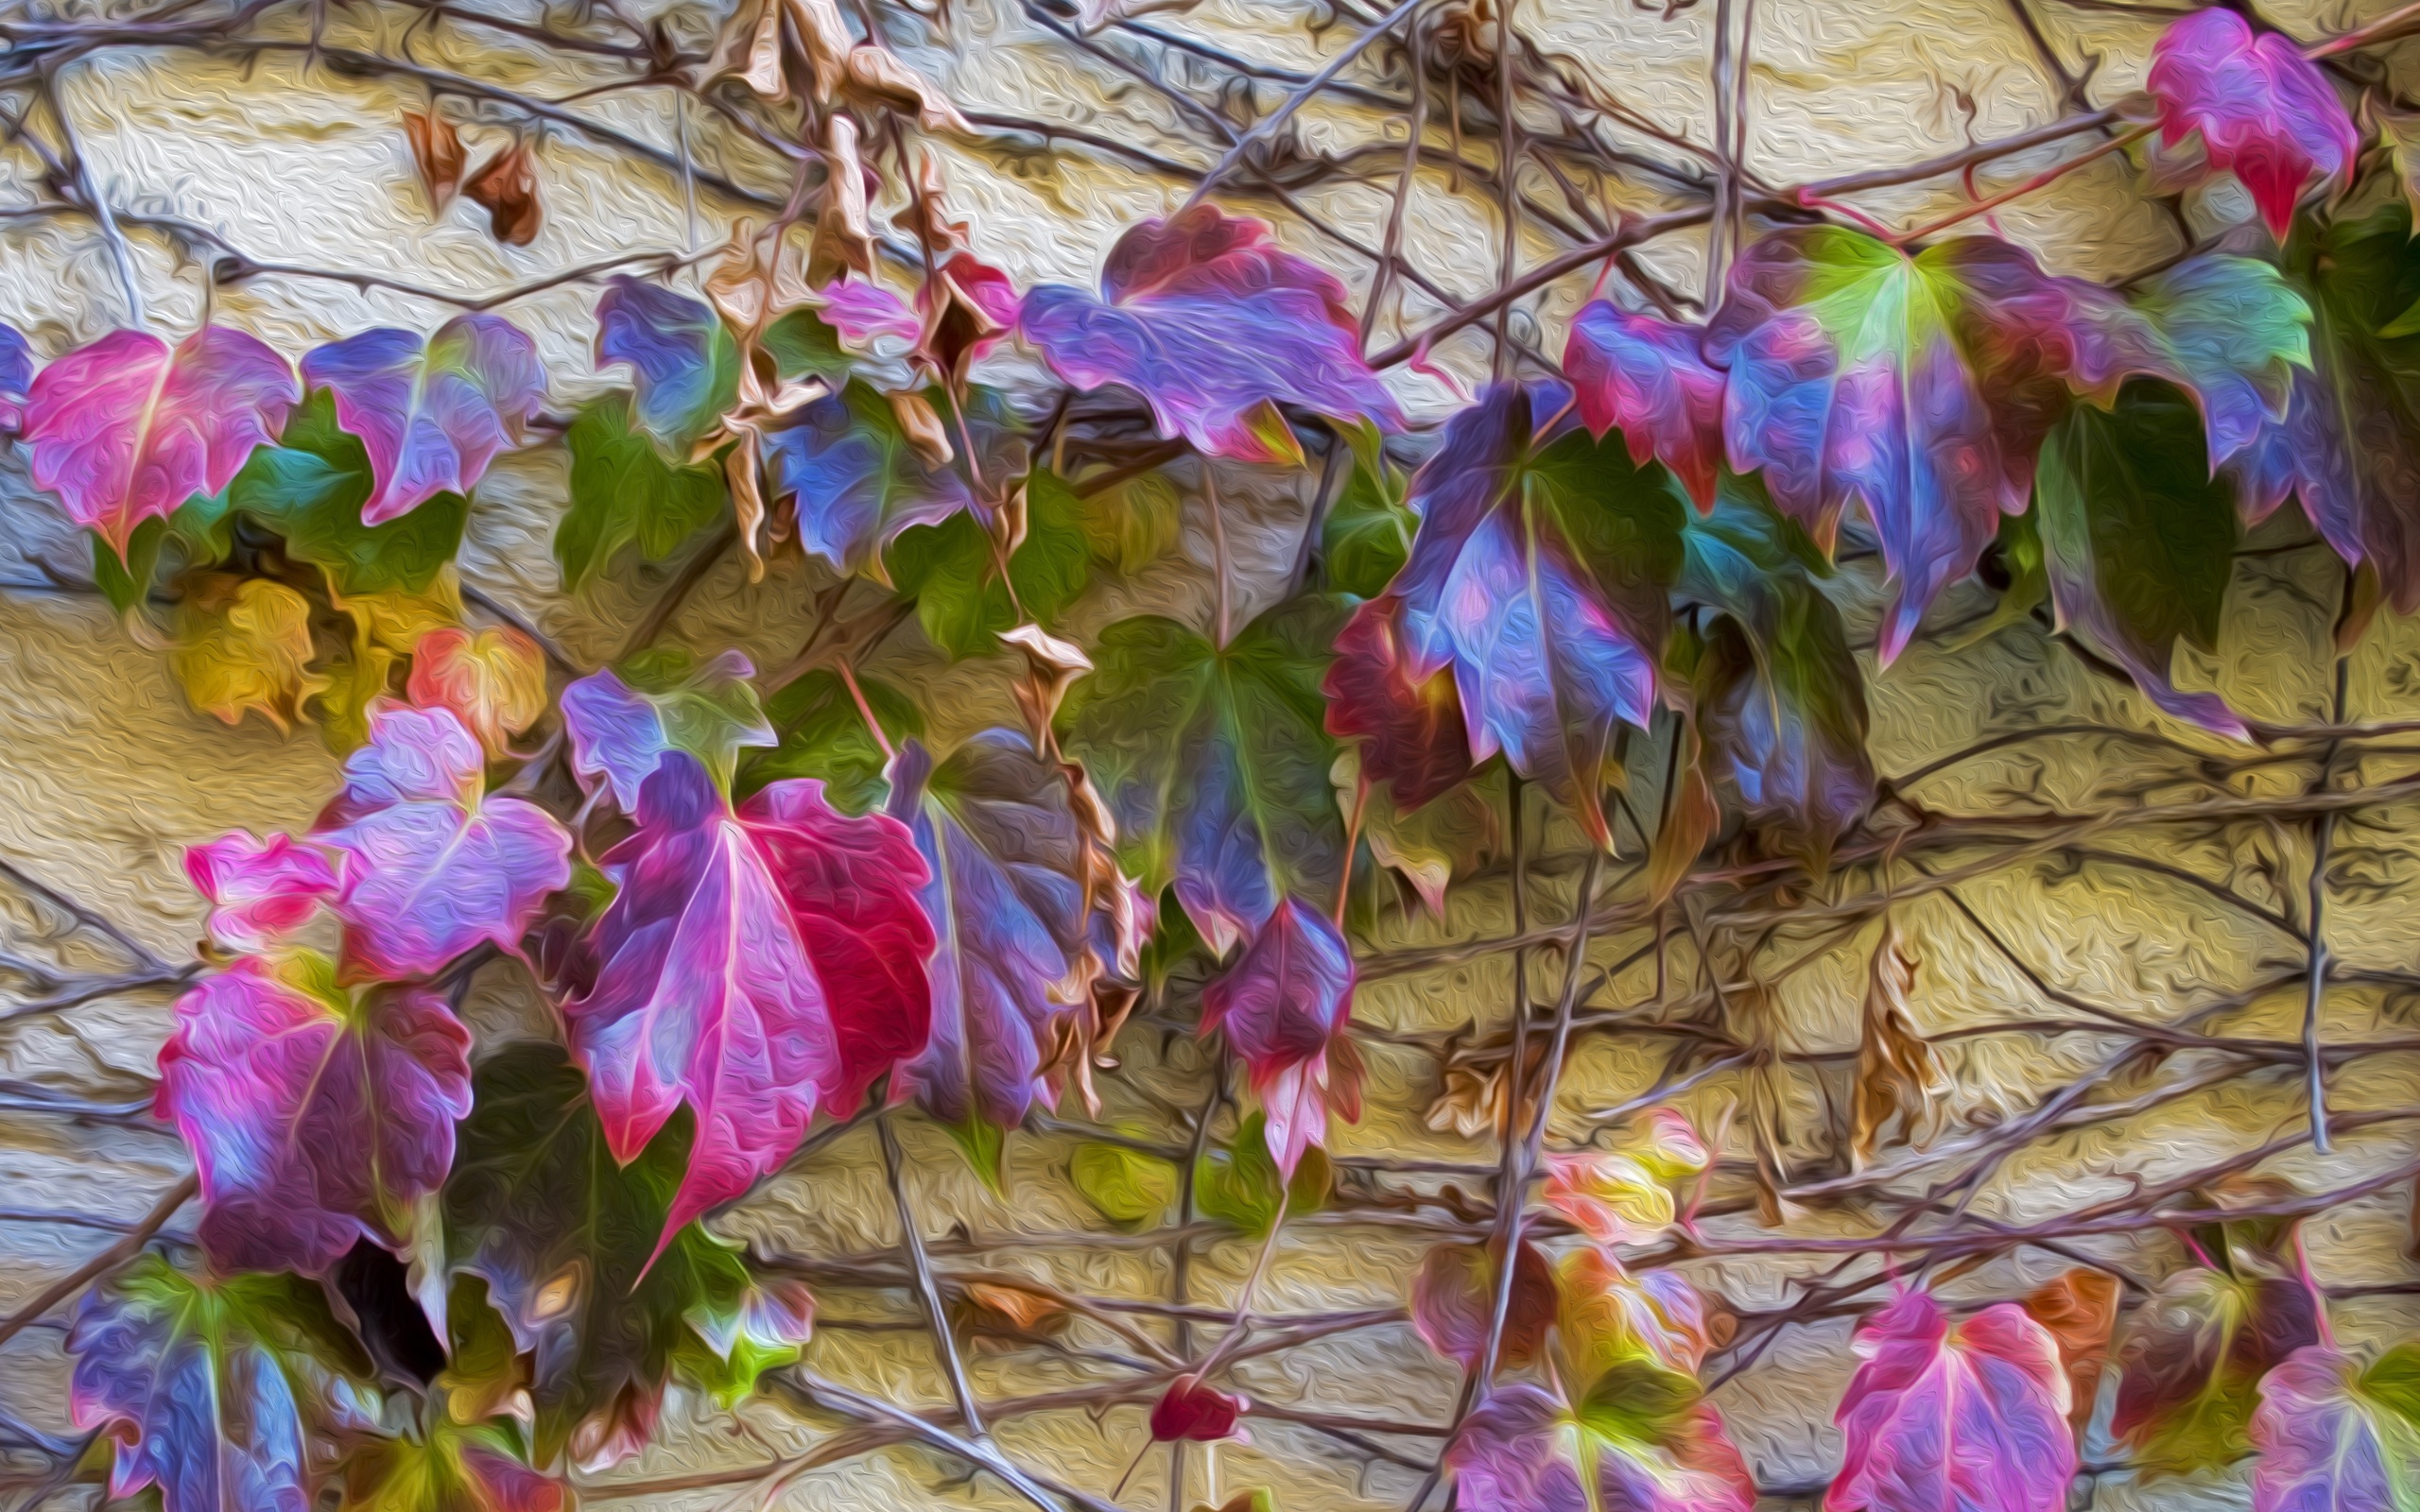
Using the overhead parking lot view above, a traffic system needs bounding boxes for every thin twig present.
[0,1173,197,1350]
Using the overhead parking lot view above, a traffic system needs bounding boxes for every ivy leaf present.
[159,952,472,1274]
[25,325,298,554]
[92,493,234,616]
[1323,593,1473,814]
[561,647,777,809]
[1544,1123,1708,1249]
[1194,1110,1331,1236]
[1017,205,1402,463]
[1061,595,1347,956]
[442,1043,806,1469]
[341,1418,567,1512]
[315,702,574,979]
[1445,1376,1753,1512]
[1678,483,1872,864]
[1151,1376,1248,1442]
[2035,379,2245,736]
[168,575,323,732]
[2239,206,2420,610]
[1320,455,1416,599]
[0,319,31,430]
[761,381,1007,579]
[1411,1236,1555,1371]
[68,1254,380,1512]
[595,277,742,457]
[185,829,344,953]
[1200,898,1360,1176]
[2113,1265,2321,1475]
[1392,384,1684,847]
[1707,229,2098,661]
[2072,254,2310,472]
[886,731,1088,1130]
[1069,1141,1176,1228]
[1554,1247,1718,1387]
[556,393,728,592]
[564,751,933,1252]
[2147,7,2355,241]
[888,467,1090,659]
[407,625,550,758]
[228,390,470,596]
[743,667,923,816]
[1566,301,1727,509]
[2021,1269,2122,1435]
[1827,1290,2075,1512]
[300,317,544,525]
[2249,1344,2420,1512]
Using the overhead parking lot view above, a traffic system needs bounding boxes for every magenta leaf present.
[814,279,923,347]
[314,701,573,979]
[595,276,740,455]
[885,732,1089,1130]
[1200,898,1360,1176]
[184,829,344,953]
[565,751,933,1252]
[299,315,544,525]
[2249,1345,2420,1512]
[1322,593,1474,814]
[158,952,472,1274]
[1826,1290,2075,1512]
[2148,8,2356,241]
[1708,230,2122,661]
[1018,205,1402,462]
[562,647,777,809]
[1391,383,1683,847]
[1566,302,1728,509]
[1151,1374,1248,1442]
[69,1254,379,1512]
[1447,1381,1754,1512]
[24,325,299,553]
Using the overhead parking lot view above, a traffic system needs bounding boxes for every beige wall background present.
[0,0,2415,1506]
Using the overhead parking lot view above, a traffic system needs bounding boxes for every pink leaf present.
[813,279,923,347]
[299,315,544,524]
[1826,1290,2075,1512]
[2249,1344,2420,1512]
[315,701,572,979]
[156,953,473,1274]
[1566,302,1728,509]
[184,830,343,953]
[564,752,933,1255]
[1448,1382,1755,1512]
[2148,9,2356,240]
[1150,1374,1248,1442]
[1199,898,1361,1177]
[24,326,298,553]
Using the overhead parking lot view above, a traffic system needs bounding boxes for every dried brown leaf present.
[2022,1268,2121,1434]
[1647,730,1719,907]
[786,0,853,102]
[463,141,541,247]
[403,111,466,213]
[1849,918,1952,1170]
[810,114,875,289]
[889,389,952,469]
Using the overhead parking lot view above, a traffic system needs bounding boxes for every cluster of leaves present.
[13,3,2420,1508]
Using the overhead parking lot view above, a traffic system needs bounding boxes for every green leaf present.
[888,468,1091,658]
[1195,1111,1331,1236]
[761,308,857,387]
[1069,1142,1176,1229]
[740,668,924,816]
[1078,471,1183,575]
[441,1042,797,1467]
[556,393,727,593]
[2036,378,2242,734]
[1321,455,1414,598]
[224,390,467,596]
[91,489,234,614]
[942,1114,1009,1193]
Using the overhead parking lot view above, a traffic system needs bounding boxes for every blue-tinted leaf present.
[595,277,740,455]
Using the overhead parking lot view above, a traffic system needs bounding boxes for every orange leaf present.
[404,111,466,213]
[407,625,548,757]
[2021,1268,2121,1434]
[464,142,542,247]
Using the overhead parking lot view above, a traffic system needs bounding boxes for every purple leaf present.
[314,701,573,979]
[2069,254,2311,471]
[1826,1290,2075,1512]
[299,316,544,525]
[760,381,980,577]
[1448,1382,1755,1512]
[595,276,739,454]
[0,321,30,431]
[565,752,933,1254]
[1566,302,1728,509]
[1200,898,1360,1176]
[2148,8,2356,241]
[815,279,923,347]
[69,1255,379,1512]
[561,648,776,809]
[1708,230,2097,662]
[2248,1345,2420,1512]
[1391,384,1683,847]
[184,830,344,954]
[1017,206,1401,462]
[886,732,1089,1130]
[157,952,473,1275]
[24,326,298,553]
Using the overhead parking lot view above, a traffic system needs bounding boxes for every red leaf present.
[464,142,543,247]
[2148,8,2356,240]
[1150,1374,1248,1442]
[183,829,342,954]
[1826,1291,2075,1512]
[1322,594,1472,813]
[565,752,932,1254]
[1199,898,1360,1177]
[1565,301,1727,509]
[157,953,473,1275]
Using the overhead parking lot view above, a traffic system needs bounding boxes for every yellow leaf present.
[408,625,548,757]
[170,576,322,732]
